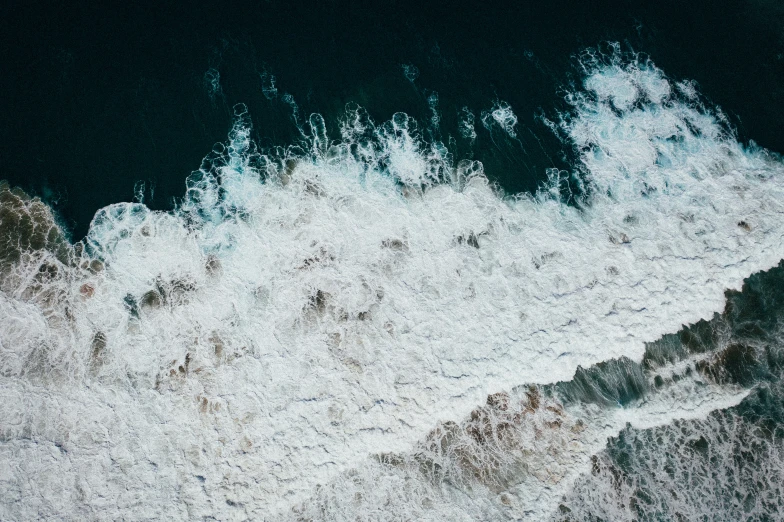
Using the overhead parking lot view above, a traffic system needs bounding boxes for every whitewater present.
[2,53,784,520]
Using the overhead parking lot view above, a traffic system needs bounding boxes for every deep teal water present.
[2,0,784,239]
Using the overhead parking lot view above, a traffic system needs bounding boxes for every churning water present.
[3,43,784,520]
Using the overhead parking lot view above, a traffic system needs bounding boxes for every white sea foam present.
[288,352,750,521]
[482,100,519,138]
[458,106,477,141]
[559,393,784,520]
[2,55,784,520]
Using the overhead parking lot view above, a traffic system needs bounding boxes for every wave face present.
[2,53,784,520]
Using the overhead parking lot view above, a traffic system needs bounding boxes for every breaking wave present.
[2,51,784,520]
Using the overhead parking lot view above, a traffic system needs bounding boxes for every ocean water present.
[4,0,784,240]
[2,2,784,521]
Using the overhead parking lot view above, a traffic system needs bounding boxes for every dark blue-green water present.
[3,0,784,239]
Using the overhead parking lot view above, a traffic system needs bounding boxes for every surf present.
[2,50,784,520]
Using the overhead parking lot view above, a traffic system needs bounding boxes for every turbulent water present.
[3,52,784,520]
